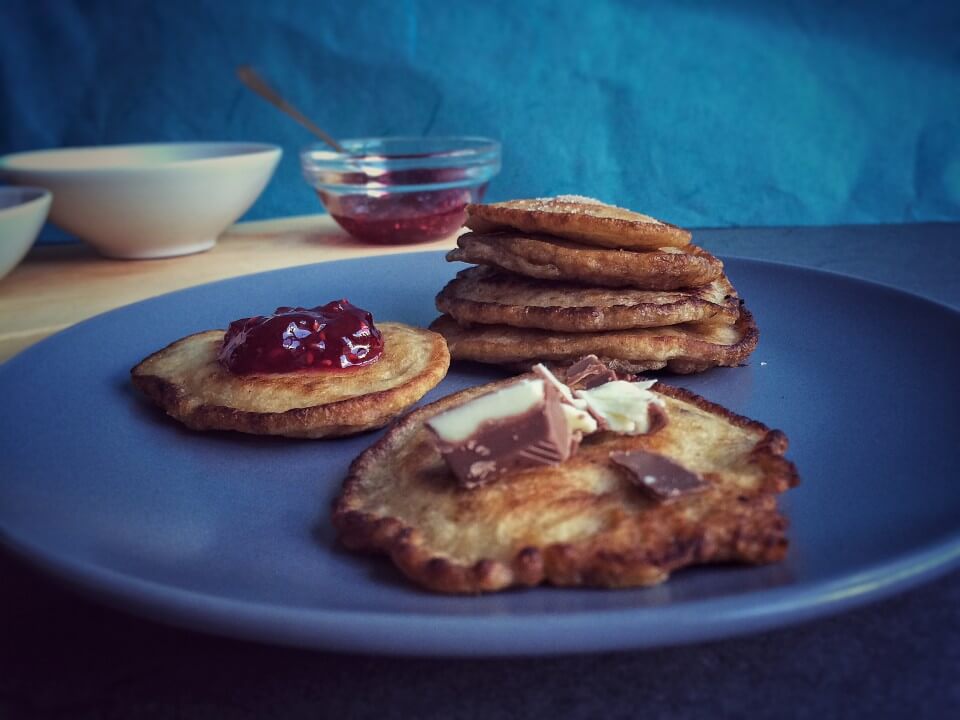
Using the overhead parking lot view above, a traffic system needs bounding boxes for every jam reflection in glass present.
[218,300,383,374]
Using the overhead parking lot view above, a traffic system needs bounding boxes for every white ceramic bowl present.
[0,143,281,259]
[0,187,51,280]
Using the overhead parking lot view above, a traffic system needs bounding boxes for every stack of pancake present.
[430,196,758,373]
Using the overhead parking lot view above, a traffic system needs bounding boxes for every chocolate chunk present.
[427,379,581,489]
[609,450,708,502]
[575,380,668,435]
[564,355,618,390]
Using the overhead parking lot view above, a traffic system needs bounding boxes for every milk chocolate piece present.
[564,355,618,391]
[609,450,708,502]
[427,380,580,489]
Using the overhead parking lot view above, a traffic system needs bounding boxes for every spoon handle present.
[237,66,347,154]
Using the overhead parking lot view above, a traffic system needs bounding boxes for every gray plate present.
[1,252,958,656]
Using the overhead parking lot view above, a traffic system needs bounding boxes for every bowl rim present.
[0,186,52,218]
[0,142,282,175]
[301,136,501,194]
[301,136,501,164]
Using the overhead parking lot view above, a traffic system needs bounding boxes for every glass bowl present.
[301,136,501,244]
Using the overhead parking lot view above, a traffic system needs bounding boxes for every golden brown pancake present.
[333,377,798,594]
[131,322,450,438]
[448,232,722,290]
[430,307,758,374]
[465,196,691,250]
[436,265,740,332]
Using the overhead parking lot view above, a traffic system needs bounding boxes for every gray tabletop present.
[2,223,958,719]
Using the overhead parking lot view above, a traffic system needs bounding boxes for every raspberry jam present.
[217,300,383,374]
[318,167,487,244]
[322,188,477,244]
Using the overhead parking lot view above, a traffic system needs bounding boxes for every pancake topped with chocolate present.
[333,368,797,594]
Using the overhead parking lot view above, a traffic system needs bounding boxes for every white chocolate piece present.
[560,403,598,434]
[574,380,665,435]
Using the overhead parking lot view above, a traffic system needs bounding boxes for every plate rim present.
[3,528,958,656]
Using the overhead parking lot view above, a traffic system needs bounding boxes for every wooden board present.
[0,214,459,362]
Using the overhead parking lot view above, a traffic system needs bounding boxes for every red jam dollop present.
[217,300,383,374]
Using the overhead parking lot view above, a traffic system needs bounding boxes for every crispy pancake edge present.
[465,200,692,250]
[130,324,451,439]
[431,305,759,375]
[448,232,722,290]
[436,267,741,331]
[332,379,799,594]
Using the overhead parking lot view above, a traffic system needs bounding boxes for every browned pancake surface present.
[448,232,721,290]
[333,378,798,594]
[465,197,691,250]
[430,307,758,374]
[131,322,450,438]
[437,266,740,331]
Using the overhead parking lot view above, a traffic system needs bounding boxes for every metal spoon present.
[236,65,347,154]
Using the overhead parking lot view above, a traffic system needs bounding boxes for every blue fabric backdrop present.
[3,0,959,242]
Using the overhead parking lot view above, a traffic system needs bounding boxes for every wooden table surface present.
[0,214,459,363]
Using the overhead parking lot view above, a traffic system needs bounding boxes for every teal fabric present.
[2,0,959,242]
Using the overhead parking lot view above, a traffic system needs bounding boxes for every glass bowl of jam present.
[301,136,500,244]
